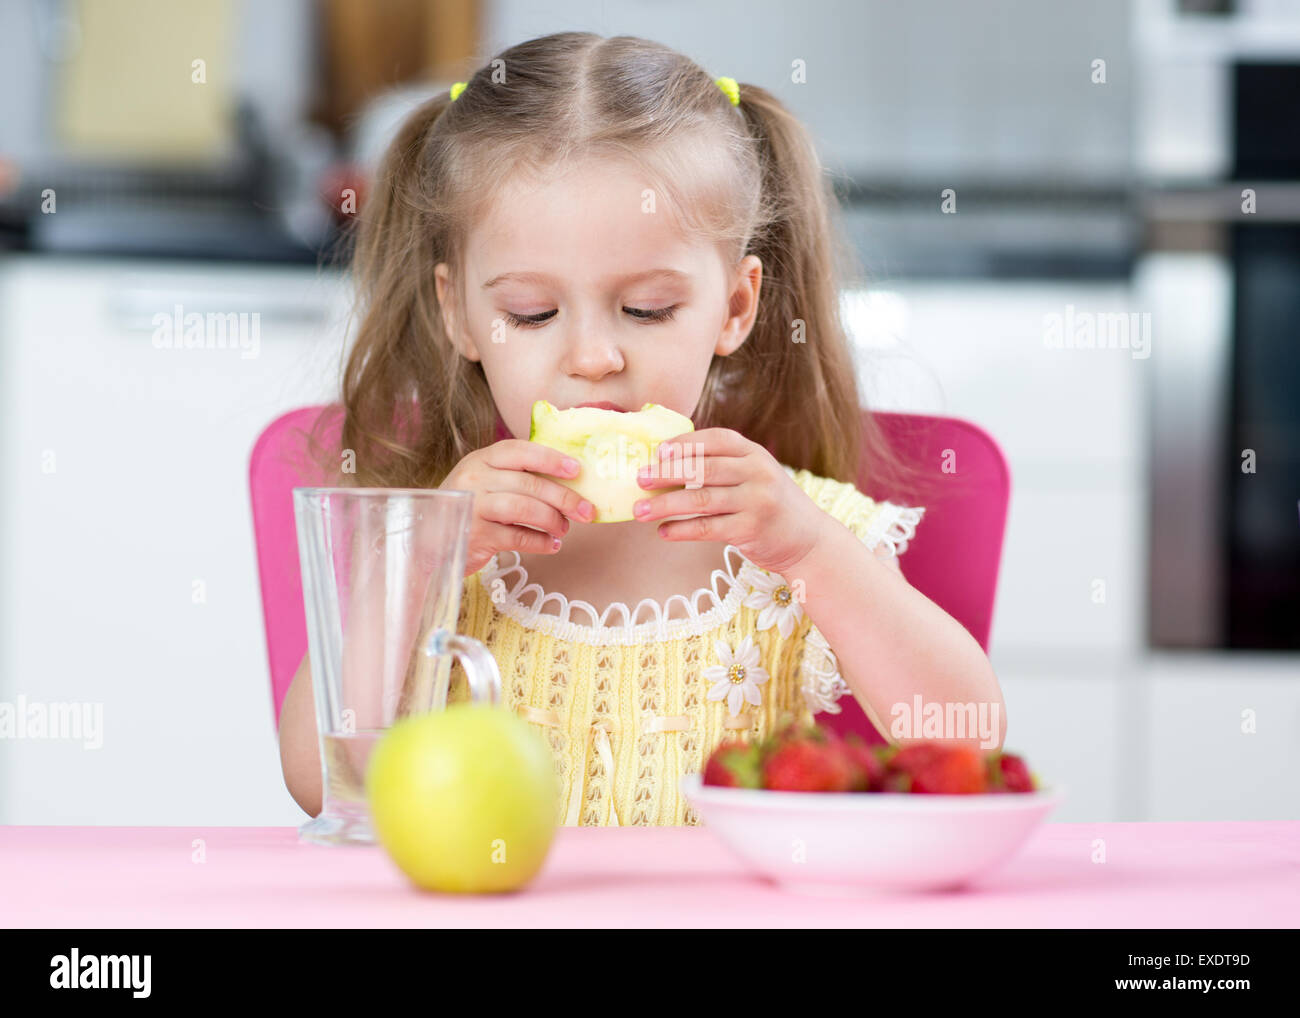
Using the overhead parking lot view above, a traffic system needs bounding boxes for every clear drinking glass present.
[293,487,502,846]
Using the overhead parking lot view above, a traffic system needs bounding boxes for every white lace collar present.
[478,544,764,646]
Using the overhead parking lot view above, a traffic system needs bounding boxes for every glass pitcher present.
[292,487,501,846]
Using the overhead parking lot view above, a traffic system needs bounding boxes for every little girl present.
[279,31,1005,826]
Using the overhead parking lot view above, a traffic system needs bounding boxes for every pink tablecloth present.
[3,821,1297,927]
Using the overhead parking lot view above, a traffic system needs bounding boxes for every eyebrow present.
[481,268,690,290]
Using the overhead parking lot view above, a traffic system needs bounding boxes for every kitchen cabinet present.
[0,256,350,824]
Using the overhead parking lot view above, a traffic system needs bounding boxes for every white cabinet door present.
[0,256,350,824]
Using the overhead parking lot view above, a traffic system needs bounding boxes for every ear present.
[715,254,762,357]
[435,263,482,362]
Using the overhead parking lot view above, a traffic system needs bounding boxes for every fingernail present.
[579,500,595,520]
[563,457,580,474]
[551,537,562,550]
[633,500,649,517]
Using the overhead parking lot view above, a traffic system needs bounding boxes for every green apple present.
[366,704,560,894]
[528,400,694,521]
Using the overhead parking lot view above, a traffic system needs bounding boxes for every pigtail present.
[690,82,918,494]
[722,82,869,483]
[307,90,497,489]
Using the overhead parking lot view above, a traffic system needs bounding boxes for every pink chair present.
[249,406,1009,738]
[248,405,343,730]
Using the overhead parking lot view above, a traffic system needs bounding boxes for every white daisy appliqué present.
[704,636,770,717]
[742,570,803,638]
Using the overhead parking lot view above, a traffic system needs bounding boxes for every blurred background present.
[0,0,1296,825]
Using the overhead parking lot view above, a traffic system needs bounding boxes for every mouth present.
[567,401,628,412]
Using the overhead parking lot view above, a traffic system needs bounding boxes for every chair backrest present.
[816,410,1011,745]
[248,405,341,729]
[249,406,1010,737]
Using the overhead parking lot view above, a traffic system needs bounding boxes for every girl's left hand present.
[632,428,830,577]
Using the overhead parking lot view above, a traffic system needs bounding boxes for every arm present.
[788,517,1007,751]
[278,652,322,817]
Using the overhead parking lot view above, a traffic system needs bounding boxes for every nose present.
[562,325,624,381]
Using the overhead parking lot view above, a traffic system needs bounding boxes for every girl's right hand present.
[439,440,596,576]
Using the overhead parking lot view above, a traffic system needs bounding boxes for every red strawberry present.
[702,738,763,788]
[841,733,887,791]
[762,714,809,752]
[887,743,945,779]
[997,753,1035,792]
[762,735,855,792]
[985,751,1036,793]
[890,742,988,794]
[873,744,909,791]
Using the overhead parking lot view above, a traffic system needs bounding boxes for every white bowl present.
[680,772,1065,896]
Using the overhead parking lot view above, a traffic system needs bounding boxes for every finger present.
[646,434,744,483]
[486,521,562,555]
[656,513,738,542]
[633,484,742,522]
[654,428,752,466]
[478,490,570,540]
[637,452,745,490]
[485,439,581,481]
[487,463,595,523]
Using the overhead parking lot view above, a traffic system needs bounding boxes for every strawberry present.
[841,733,888,791]
[761,713,809,752]
[996,752,1035,793]
[985,751,1005,791]
[762,734,856,792]
[702,738,763,788]
[887,743,944,780]
[872,743,909,791]
[889,742,988,794]
[985,751,1036,793]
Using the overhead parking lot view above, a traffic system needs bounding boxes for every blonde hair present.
[309,31,903,492]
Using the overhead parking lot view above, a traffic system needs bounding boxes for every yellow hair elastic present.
[450,76,737,105]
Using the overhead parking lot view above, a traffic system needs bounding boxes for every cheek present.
[635,343,716,412]
[473,343,545,435]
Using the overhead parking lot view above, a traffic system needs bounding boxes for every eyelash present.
[503,305,679,329]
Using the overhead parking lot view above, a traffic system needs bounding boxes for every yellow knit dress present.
[447,464,924,826]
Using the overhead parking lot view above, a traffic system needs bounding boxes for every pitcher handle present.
[423,627,502,705]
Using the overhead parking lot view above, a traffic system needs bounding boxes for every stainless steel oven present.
[1139,1,1300,649]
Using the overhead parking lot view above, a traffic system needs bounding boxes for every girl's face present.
[435,158,762,441]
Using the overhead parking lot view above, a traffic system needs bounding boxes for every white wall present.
[483,0,1134,184]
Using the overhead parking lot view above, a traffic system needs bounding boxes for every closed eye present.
[503,310,557,328]
[503,305,679,329]
[624,305,679,323]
